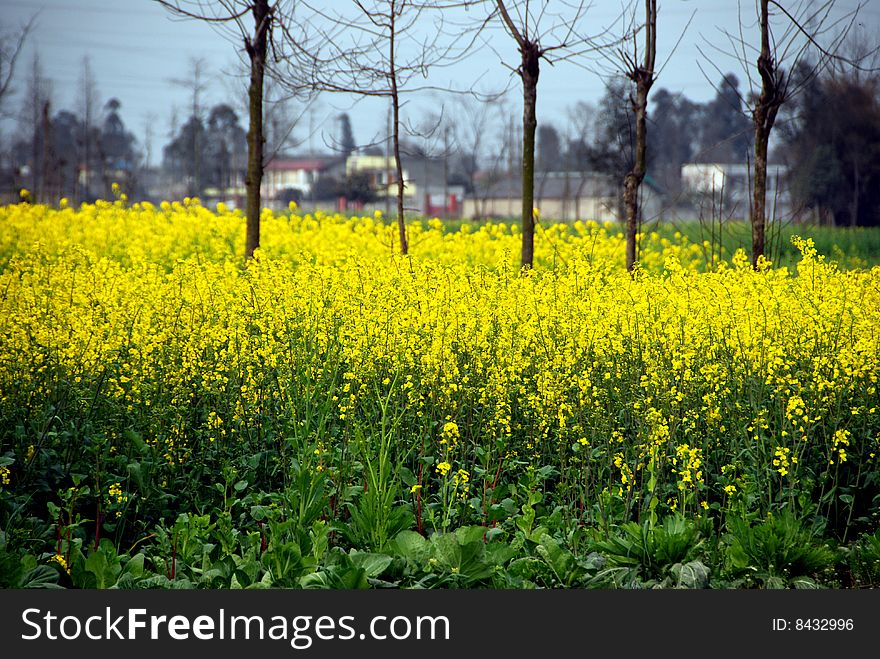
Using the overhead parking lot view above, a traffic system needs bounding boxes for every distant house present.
[262,155,343,204]
[464,172,663,222]
[258,151,464,216]
[344,153,464,216]
[680,162,790,218]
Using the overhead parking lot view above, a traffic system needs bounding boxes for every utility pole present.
[143,113,157,169]
[443,123,449,218]
[170,57,207,197]
[40,100,50,202]
[385,102,391,218]
[309,105,315,154]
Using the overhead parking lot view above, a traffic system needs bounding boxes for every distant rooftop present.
[265,155,342,171]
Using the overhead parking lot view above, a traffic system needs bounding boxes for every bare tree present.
[449,90,506,218]
[222,59,308,163]
[290,1,487,256]
[0,14,37,118]
[263,75,309,161]
[77,55,101,202]
[156,0,283,260]
[21,53,52,200]
[619,0,656,273]
[704,0,861,267]
[562,99,596,220]
[493,1,594,268]
[169,56,209,198]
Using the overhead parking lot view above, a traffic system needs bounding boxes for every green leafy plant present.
[847,528,880,587]
[340,383,414,551]
[589,514,706,587]
[723,510,841,588]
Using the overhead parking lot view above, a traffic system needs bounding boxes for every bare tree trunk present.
[751,0,781,269]
[389,7,408,255]
[245,0,270,260]
[392,90,408,254]
[494,0,586,261]
[752,113,769,266]
[623,85,648,271]
[520,43,539,269]
[623,0,656,273]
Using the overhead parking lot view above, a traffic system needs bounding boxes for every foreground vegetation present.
[1,198,879,589]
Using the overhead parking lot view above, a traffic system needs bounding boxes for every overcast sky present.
[1,0,877,165]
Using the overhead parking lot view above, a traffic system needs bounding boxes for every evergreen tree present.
[590,77,635,180]
[781,69,880,226]
[649,88,701,196]
[163,114,206,195]
[204,103,246,190]
[696,73,752,163]
[537,124,561,172]
[99,98,138,196]
[101,100,137,167]
[338,113,355,157]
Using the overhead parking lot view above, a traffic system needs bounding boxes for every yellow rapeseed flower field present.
[1,198,878,539]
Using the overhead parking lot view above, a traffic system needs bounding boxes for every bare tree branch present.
[276,1,493,256]
[0,12,38,111]
[155,1,285,261]
[492,0,609,268]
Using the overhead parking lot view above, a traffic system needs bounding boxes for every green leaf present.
[389,531,428,563]
[500,498,518,514]
[136,575,175,589]
[536,466,558,481]
[398,467,417,488]
[454,526,488,546]
[506,556,546,582]
[233,567,253,588]
[124,430,150,455]
[85,550,122,589]
[348,552,393,578]
[535,533,573,584]
[301,567,370,590]
[792,576,821,589]
[121,553,145,579]
[671,560,711,589]
[298,572,328,589]
[263,540,304,586]
[484,527,505,543]
[0,549,24,587]
[515,507,535,535]
[431,534,492,582]
[485,542,517,567]
[577,552,608,572]
[20,565,63,589]
[764,575,787,589]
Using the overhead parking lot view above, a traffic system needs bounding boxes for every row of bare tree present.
[2,1,870,270]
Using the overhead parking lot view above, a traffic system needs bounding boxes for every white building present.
[681,162,789,214]
[262,156,342,202]
[463,172,664,223]
[345,153,464,216]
